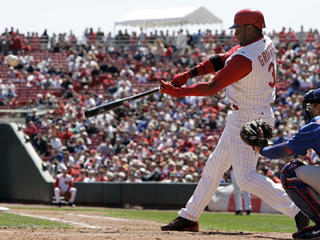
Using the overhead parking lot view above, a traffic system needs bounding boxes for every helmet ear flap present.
[302,109,312,124]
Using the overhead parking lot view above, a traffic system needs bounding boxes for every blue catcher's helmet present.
[302,88,320,123]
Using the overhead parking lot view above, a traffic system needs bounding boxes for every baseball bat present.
[85,87,160,118]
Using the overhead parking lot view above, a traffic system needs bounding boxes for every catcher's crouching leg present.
[281,160,320,225]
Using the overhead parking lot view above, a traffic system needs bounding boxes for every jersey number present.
[268,62,276,88]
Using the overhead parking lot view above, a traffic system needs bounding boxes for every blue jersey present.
[260,116,320,159]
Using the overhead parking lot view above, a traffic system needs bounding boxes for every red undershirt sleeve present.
[192,44,241,76]
[170,55,252,97]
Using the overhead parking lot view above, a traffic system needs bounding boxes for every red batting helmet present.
[229,9,266,29]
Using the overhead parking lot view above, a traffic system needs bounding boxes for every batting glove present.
[160,80,183,97]
[171,71,191,87]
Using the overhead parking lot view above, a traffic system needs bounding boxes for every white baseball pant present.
[179,107,300,221]
[54,187,77,203]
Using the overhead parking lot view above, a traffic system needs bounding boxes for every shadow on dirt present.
[201,231,292,240]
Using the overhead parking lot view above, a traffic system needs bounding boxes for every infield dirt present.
[0,204,293,240]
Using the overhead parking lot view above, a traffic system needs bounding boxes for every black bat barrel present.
[84,87,160,118]
[84,100,123,118]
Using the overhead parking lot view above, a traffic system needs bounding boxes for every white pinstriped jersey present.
[225,36,276,109]
[55,173,73,192]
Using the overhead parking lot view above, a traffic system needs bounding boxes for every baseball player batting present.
[245,89,320,239]
[160,9,309,232]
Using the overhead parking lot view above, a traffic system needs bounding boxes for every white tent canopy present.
[114,6,222,28]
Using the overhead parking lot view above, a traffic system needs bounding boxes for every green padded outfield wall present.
[0,123,206,208]
[73,182,197,207]
[0,123,54,202]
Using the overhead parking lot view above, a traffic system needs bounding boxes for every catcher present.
[240,88,320,239]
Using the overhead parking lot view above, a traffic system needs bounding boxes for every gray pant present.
[295,165,320,194]
[231,171,252,211]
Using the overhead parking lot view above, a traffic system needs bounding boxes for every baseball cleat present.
[161,216,199,232]
[295,211,310,231]
[293,224,320,239]
[235,210,243,215]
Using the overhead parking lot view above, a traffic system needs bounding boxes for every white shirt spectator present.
[50,137,62,150]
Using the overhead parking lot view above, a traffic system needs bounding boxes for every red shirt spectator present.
[10,33,22,52]
[23,121,38,139]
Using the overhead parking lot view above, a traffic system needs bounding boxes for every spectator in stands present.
[32,132,48,156]
[49,133,63,150]
[53,167,77,207]
[74,137,86,154]
[23,120,38,140]
[97,137,113,156]
[79,129,92,146]
[83,170,96,182]
[10,32,22,54]
[142,162,162,181]
[0,34,11,55]
[25,108,40,124]
[113,171,126,182]
[3,85,17,104]
[86,119,99,134]
[175,29,187,53]
[151,38,165,65]
[13,26,318,185]
[49,148,64,176]
[74,169,87,182]
[39,29,49,50]
[61,149,75,169]
[96,168,108,182]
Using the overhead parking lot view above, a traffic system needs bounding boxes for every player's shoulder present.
[65,174,72,179]
[295,116,320,138]
[238,36,272,55]
[230,44,241,53]
[304,116,320,128]
[313,115,320,124]
[220,44,241,60]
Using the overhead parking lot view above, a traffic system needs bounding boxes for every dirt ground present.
[0,204,293,240]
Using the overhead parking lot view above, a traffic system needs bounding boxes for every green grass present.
[0,212,70,228]
[7,206,298,232]
[101,209,296,233]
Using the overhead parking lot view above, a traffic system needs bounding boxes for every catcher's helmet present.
[229,9,266,29]
[302,88,320,123]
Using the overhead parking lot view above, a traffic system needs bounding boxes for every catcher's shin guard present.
[281,160,320,224]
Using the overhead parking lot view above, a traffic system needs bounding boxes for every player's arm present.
[54,178,59,188]
[259,123,319,159]
[259,142,294,159]
[171,45,241,87]
[161,54,252,97]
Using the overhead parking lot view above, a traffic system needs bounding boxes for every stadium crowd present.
[1,25,319,183]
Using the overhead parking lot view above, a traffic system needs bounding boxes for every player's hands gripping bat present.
[240,119,273,152]
[171,71,191,87]
[85,87,160,118]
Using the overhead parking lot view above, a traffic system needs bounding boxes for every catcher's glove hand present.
[240,119,273,148]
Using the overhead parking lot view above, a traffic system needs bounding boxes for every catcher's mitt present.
[240,119,273,147]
